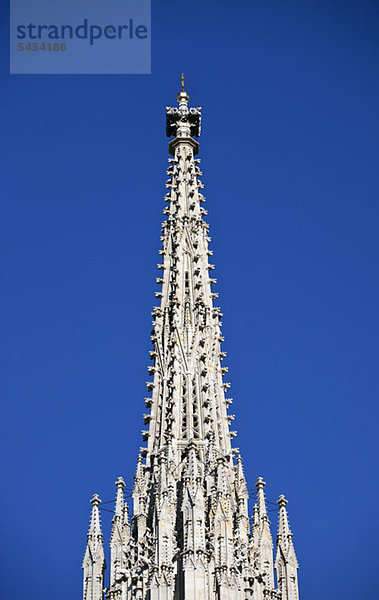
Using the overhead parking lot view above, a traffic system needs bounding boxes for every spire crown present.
[166,76,201,152]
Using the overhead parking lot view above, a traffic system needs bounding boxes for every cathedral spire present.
[83,82,301,600]
[275,495,299,600]
[82,494,105,600]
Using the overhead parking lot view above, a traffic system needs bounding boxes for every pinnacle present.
[87,493,104,544]
[255,477,270,523]
[275,493,299,576]
[277,493,292,539]
[114,477,126,518]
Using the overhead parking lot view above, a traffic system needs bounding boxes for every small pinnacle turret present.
[275,496,299,600]
[109,477,130,589]
[82,80,300,600]
[82,495,106,600]
[254,478,274,589]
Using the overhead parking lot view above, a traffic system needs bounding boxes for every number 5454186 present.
[18,42,67,51]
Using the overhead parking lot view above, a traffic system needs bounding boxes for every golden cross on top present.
[181,73,185,91]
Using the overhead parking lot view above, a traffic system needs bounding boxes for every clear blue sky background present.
[1,1,378,599]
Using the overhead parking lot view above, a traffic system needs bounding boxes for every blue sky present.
[1,1,378,599]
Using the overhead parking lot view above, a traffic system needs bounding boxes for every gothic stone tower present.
[82,81,300,600]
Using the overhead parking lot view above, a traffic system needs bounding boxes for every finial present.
[255,476,266,489]
[177,74,189,106]
[115,476,125,488]
[278,494,288,508]
[90,493,101,507]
